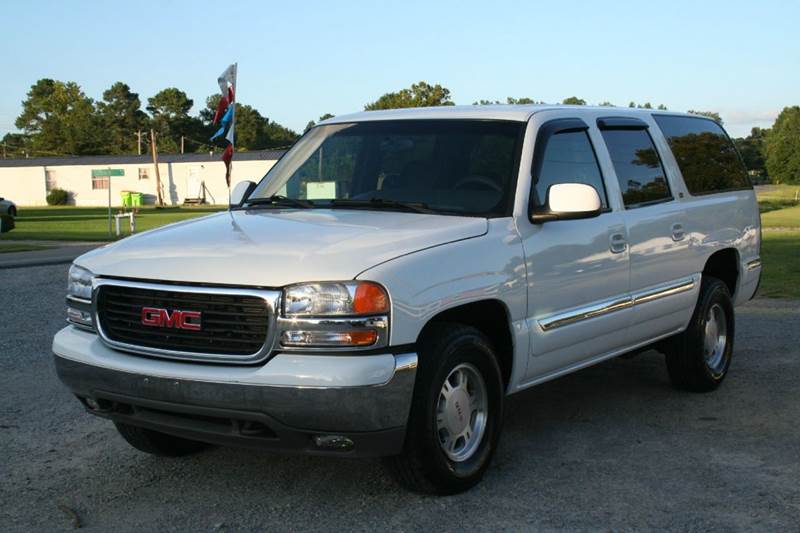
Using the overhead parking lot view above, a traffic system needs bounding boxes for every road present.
[1,264,798,531]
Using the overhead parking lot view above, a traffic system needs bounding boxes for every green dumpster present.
[130,192,142,207]
[120,191,132,207]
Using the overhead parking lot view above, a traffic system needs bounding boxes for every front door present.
[518,116,631,383]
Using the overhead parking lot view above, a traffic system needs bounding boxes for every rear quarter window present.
[654,115,751,195]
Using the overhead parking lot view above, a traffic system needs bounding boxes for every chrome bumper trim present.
[54,351,418,435]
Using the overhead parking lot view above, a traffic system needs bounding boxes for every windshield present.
[249,119,525,217]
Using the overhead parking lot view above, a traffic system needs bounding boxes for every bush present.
[0,214,14,233]
[46,188,69,205]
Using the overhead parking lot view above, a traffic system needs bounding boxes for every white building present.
[0,150,284,206]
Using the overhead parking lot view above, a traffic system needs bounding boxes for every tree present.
[365,81,454,110]
[147,87,193,118]
[598,101,615,107]
[687,110,723,124]
[148,88,201,153]
[201,94,299,150]
[97,82,148,154]
[734,127,768,177]
[562,96,586,105]
[304,113,336,132]
[506,97,541,104]
[473,97,542,105]
[765,106,800,184]
[628,101,668,110]
[15,79,103,155]
[1,132,30,157]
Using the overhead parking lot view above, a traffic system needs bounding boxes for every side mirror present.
[531,183,602,224]
[230,180,256,206]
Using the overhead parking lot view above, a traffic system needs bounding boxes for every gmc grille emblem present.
[140,307,202,331]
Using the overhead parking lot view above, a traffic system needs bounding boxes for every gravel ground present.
[1,264,799,532]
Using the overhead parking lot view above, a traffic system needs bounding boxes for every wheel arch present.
[702,247,740,297]
[417,299,514,389]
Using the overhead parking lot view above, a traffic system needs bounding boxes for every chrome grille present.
[94,280,279,363]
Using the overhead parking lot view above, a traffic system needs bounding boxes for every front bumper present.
[53,326,417,457]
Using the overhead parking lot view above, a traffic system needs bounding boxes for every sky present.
[1,0,798,140]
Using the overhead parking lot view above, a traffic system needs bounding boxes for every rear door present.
[518,115,631,382]
[596,116,696,345]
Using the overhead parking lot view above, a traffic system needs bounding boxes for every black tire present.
[114,422,210,457]
[386,323,504,494]
[664,276,735,392]
[9,206,16,218]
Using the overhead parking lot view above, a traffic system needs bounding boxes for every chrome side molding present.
[538,296,633,331]
[632,278,695,305]
[538,277,696,332]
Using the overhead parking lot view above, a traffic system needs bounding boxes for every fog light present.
[67,306,93,328]
[84,397,100,410]
[281,330,378,347]
[313,435,354,451]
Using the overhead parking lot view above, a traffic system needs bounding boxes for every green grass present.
[757,193,800,298]
[761,205,800,229]
[0,206,225,241]
[756,184,800,213]
[759,231,800,298]
[0,243,53,253]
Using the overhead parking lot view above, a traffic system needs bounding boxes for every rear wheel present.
[114,422,210,457]
[664,276,735,392]
[386,323,504,494]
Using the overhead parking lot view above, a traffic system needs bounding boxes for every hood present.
[77,209,488,286]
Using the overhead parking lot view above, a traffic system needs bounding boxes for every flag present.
[211,63,236,187]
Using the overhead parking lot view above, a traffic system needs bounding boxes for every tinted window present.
[533,130,608,208]
[654,115,751,194]
[254,120,524,217]
[601,129,671,207]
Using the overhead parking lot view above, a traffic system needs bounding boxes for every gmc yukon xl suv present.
[54,105,761,494]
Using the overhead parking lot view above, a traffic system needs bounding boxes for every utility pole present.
[180,135,185,155]
[150,129,164,206]
[135,130,142,155]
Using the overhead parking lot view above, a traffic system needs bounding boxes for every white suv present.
[54,105,761,494]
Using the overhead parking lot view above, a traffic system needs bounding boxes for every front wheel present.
[664,276,735,392]
[386,323,504,494]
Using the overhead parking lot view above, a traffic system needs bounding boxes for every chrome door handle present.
[671,223,685,242]
[610,233,627,254]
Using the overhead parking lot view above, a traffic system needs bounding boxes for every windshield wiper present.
[245,195,315,209]
[328,198,436,214]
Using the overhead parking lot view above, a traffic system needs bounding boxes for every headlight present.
[66,264,94,330]
[67,264,94,300]
[283,281,388,317]
[280,281,389,349]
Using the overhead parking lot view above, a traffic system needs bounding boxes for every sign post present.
[92,168,125,238]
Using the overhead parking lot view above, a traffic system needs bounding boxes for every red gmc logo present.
[140,307,202,331]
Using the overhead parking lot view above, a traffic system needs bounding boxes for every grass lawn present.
[756,184,800,213]
[757,187,799,298]
[0,206,225,242]
[759,231,800,298]
[0,243,53,253]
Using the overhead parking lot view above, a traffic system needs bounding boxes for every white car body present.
[53,105,761,469]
